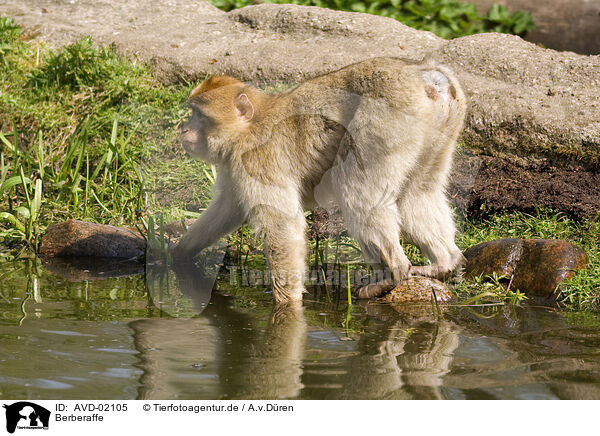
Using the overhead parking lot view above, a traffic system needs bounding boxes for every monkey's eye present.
[187,103,208,118]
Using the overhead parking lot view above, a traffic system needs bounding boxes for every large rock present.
[2,0,599,216]
[464,238,588,298]
[435,35,600,167]
[0,0,443,83]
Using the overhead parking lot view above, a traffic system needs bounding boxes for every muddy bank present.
[449,154,600,220]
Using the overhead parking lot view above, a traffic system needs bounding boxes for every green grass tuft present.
[0,21,212,250]
[209,0,534,39]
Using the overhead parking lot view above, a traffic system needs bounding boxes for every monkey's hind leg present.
[399,190,465,281]
[341,205,412,299]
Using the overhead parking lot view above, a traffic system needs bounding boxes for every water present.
[2,259,600,400]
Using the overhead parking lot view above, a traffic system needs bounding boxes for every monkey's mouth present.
[180,139,194,155]
[180,139,207,160]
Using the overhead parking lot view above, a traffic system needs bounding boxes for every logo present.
[3,402,50,434]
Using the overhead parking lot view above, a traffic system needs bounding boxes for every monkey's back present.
[249,56,466,203]
[298,57,428,103]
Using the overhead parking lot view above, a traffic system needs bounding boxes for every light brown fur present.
[173,57,467,303]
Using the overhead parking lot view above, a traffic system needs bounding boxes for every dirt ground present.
[449,154,600,220]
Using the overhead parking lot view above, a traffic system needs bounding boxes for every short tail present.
[420,66,462,122]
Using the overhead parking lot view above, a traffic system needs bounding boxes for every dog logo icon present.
[3,402,50,434]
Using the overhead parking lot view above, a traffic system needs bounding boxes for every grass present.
[0,18,213,252]
[0,18,597,311]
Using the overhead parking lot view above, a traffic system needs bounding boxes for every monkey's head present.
[182,75,256,163]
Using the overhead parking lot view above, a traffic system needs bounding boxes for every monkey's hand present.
[171,239,198,264]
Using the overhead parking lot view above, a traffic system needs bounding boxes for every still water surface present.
[2,259,600,400]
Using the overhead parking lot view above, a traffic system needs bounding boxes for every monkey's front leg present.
[251,205,307,303]
[172,193,246,262]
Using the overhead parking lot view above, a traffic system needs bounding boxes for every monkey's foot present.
[409,264,463,281]
[357,279,396,299]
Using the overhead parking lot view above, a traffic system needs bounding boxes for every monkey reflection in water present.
[135,268,459,399]
[136,265,307,399]
[173,57,467,302]
[133,266,459,399]
[319,303,461,399]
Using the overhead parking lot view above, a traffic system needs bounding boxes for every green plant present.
[208,0,534,39]
[29,37,113,90]
[0,17,23,65]
[486,3,534,35]
[0,27,198,252]
[203,163,218,184]
[454,272,527,307]
[0,17,20,43]
[346,263,352,306]
[145,213,172,263]
[0,130,43,249]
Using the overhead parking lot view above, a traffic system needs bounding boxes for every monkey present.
[173,57,467,303]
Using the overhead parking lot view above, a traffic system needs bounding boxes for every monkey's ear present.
[234,93,254,122]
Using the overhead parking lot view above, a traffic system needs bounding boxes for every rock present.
[514,239,588,297]
[464,238,523,278]
[40,219,145,259]
[435,34,600,169]
[0,0,443,84]
[360,277,453,319]
[379,277,453,304]
[464,238,588,297]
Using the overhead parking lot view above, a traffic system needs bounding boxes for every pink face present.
[180,108,212,160]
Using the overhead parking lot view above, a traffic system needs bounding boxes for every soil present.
[448,154,600,220]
